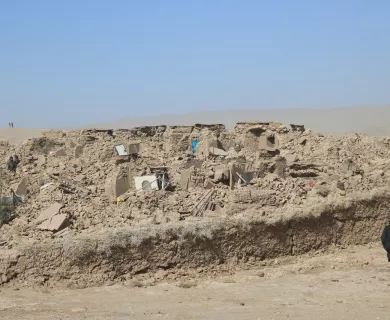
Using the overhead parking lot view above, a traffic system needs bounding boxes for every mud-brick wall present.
[164,126,194,154]
[0,191,388,288]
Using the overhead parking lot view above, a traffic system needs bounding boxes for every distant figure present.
[8,122,10,128]
[381,217,390,262]
[11,122,14,128]
[7,156,16,172]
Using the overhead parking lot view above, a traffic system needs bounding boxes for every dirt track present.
[1,244,388,320]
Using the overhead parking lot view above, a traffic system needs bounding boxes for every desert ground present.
[0,244,388,320]
[0,128,45,145]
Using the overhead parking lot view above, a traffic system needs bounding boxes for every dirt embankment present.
[0,188,387,288]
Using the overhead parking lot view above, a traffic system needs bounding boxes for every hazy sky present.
[0,0,389,128]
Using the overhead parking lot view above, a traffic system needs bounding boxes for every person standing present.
[381,217,390,262]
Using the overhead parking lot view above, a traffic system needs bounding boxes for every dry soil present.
[0,128,44,145]
[0,244,389,320]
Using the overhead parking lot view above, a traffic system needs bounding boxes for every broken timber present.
[191,188,215,217]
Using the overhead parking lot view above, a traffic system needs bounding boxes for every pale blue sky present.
[0,0,389,128]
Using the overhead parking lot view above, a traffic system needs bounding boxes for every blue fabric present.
[191,140,198,153]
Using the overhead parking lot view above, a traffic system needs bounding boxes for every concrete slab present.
[35,203,63,224]
[37,214,69,231]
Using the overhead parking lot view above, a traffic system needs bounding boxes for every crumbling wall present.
[0,189,387,288]
[129,126,167,137]
[164,126,194,154]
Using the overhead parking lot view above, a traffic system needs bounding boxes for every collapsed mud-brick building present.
[1,120,390,287]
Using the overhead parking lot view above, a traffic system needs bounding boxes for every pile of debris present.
[1,122,390,247]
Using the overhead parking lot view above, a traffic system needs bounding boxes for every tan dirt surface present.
[0,244,389,320]
[0,128,44,145]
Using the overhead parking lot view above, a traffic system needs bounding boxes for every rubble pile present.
[1,122,390,248]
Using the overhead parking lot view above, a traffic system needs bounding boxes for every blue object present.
[191,140,198,153]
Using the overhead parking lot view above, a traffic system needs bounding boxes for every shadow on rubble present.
[0,197,16,228]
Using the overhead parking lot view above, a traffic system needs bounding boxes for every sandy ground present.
[0,128,44,145]
[0,244,388,320]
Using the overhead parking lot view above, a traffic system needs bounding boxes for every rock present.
[204,180,216,189]
[285,153,297,166]
[15,178,27,197]
[1,274,8,284]
[166,211,180,222]
[74,145,84,158]
[36,155,46,166]
[35,203,63,224]
[55,149,66,157]
[299,137,307,145]
[337,181,345,190]
[37,214,69,231]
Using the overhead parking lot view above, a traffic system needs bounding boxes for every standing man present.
[381,216,390,262]
[7,156,15,173]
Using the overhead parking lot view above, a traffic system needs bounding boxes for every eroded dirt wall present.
[0,190,387,288]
